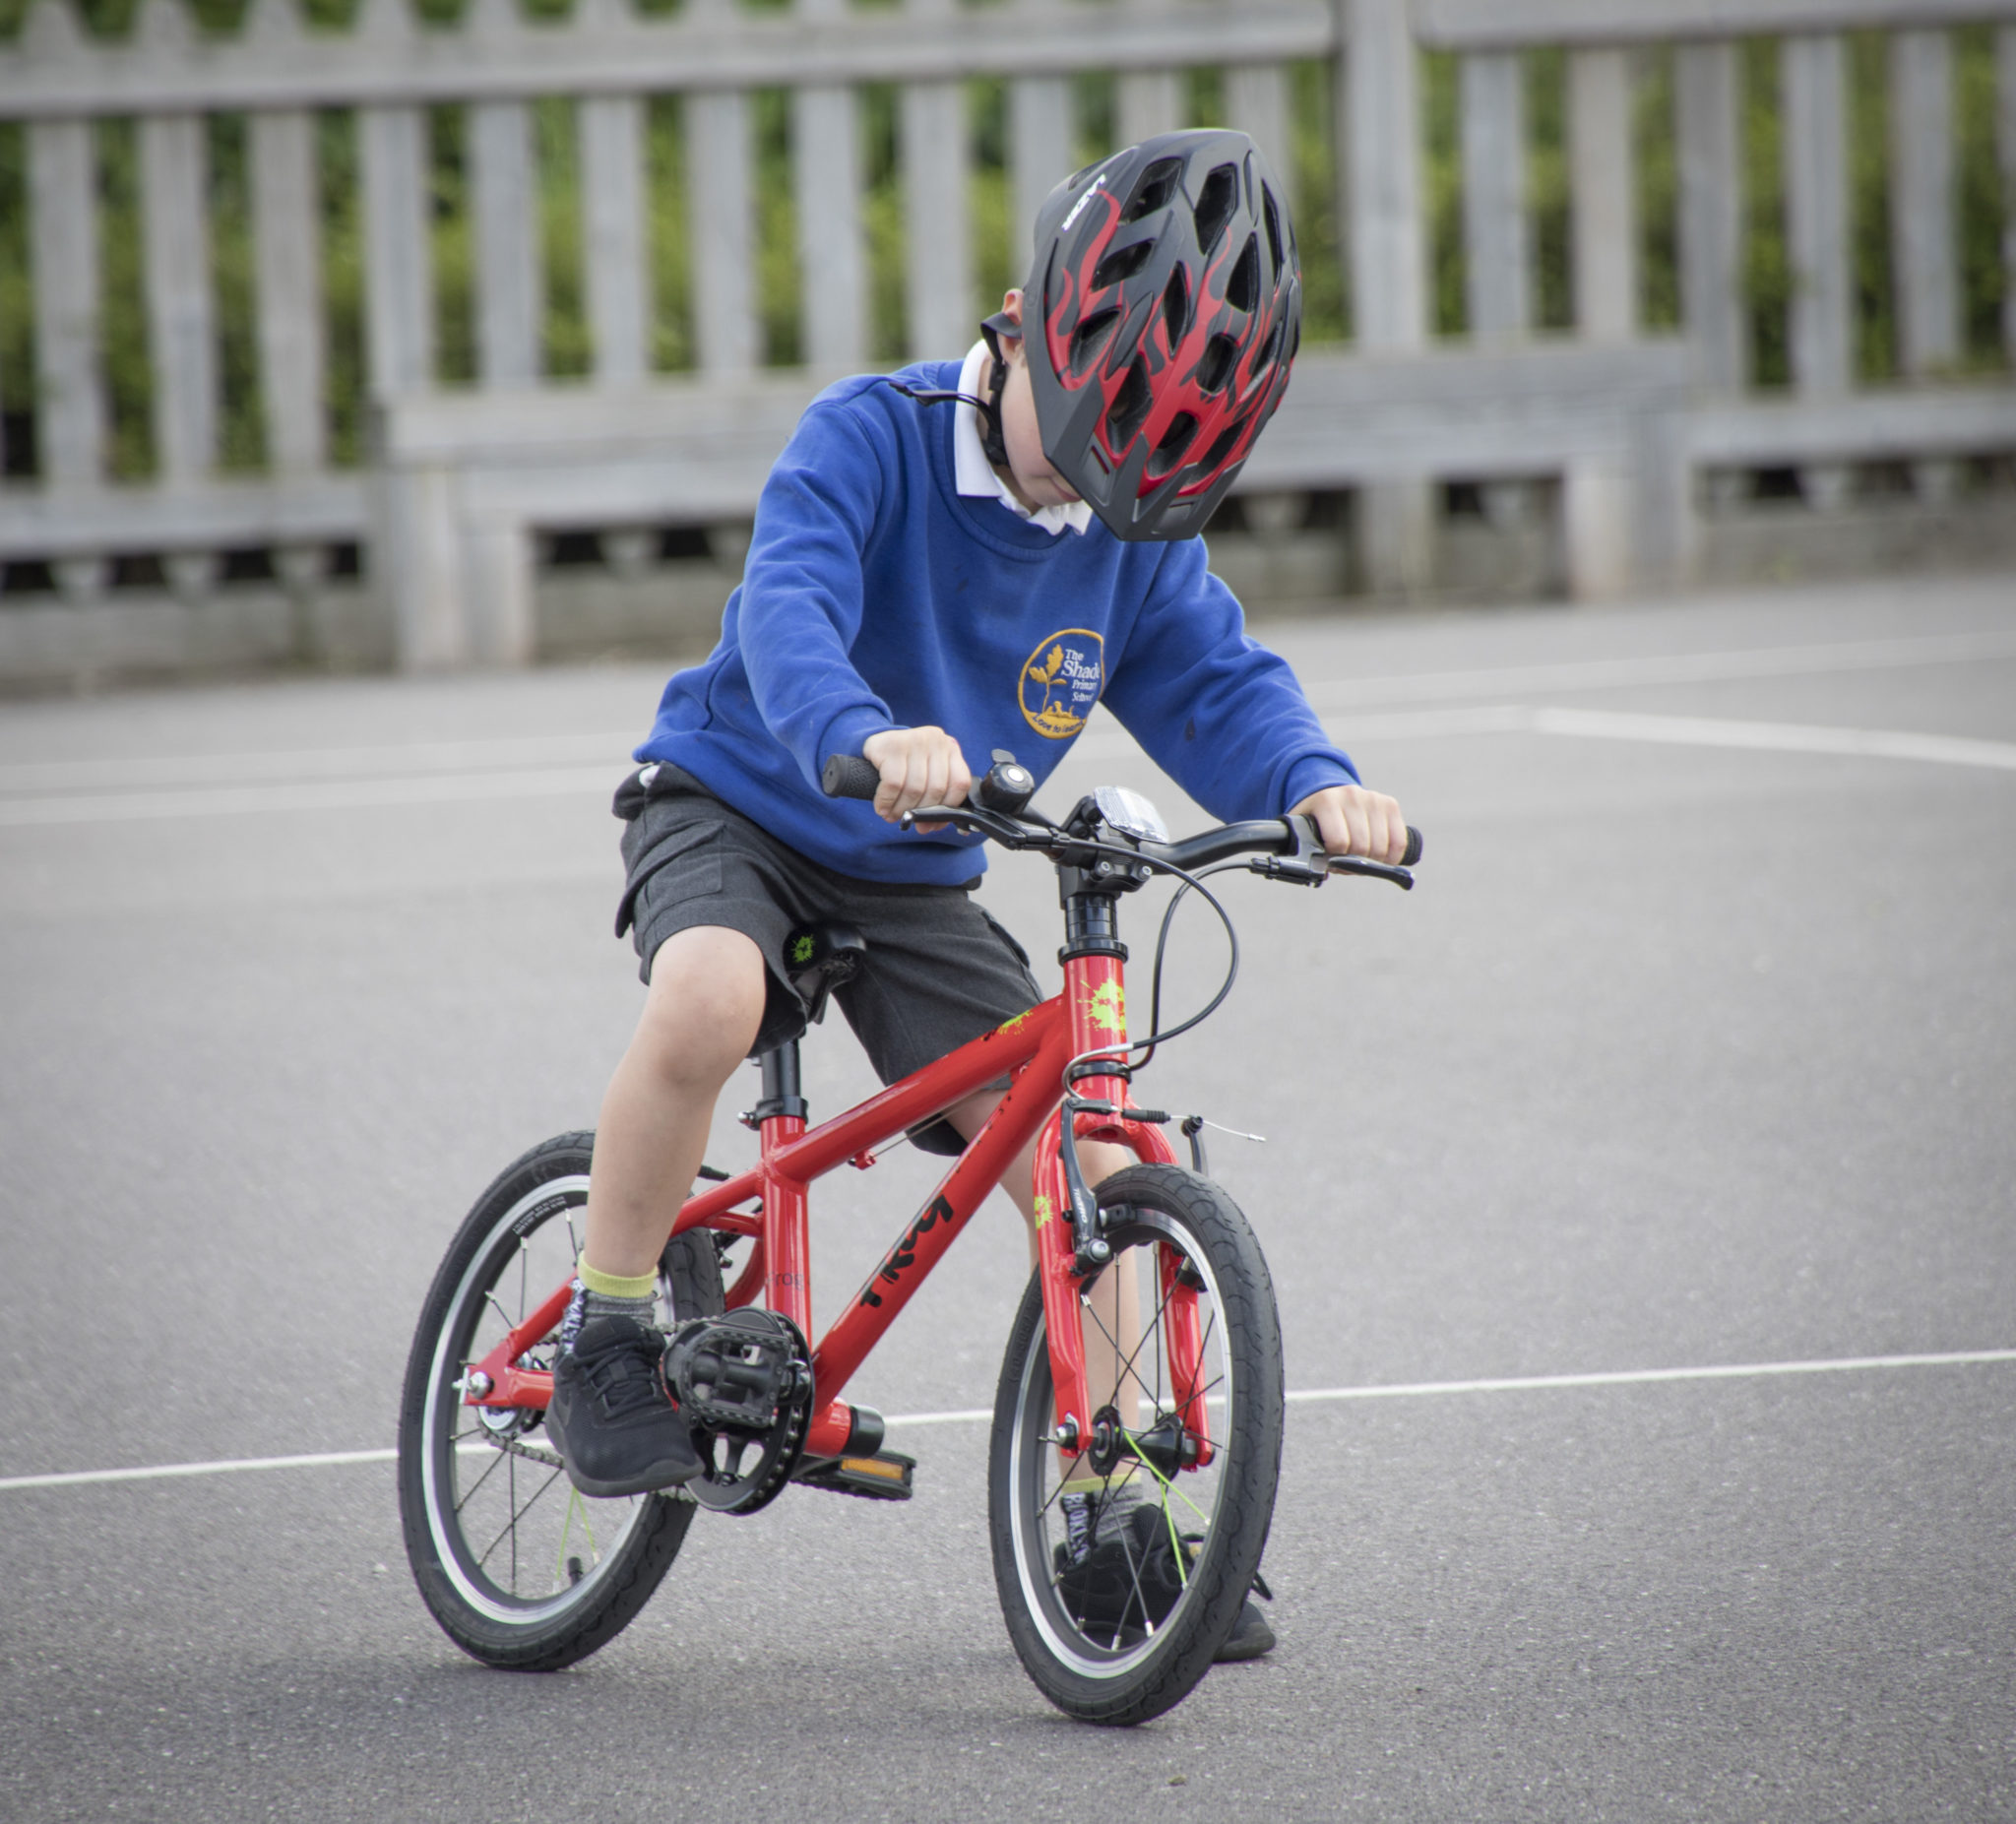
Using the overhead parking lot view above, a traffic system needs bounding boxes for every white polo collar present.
[952,341,1094,537]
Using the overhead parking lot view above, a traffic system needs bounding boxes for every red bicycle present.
[396,752,1419,1725]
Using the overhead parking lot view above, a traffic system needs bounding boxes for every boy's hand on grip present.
[862,726,972,832]
[1291,783,1411,866]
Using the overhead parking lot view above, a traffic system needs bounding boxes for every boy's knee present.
[634,927,769,1086]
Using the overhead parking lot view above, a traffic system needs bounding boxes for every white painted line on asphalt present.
[1284,1348,2016,1405]
[0,731,634,796]
[26,694,1998,827]
[0,764,628,828]
[1301,627,2016,710]
[1526,706,2016,772]
[0,1447,398,1491]
[6,627,2011,823]
[6,1349,2010,1493]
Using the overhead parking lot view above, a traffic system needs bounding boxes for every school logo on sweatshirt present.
[1020,629,1104,738]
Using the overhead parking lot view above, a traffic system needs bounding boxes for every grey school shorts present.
[613,763,1041,1154]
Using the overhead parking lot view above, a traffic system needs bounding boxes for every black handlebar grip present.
[1401,826,1423,868]
[821,753,883,800]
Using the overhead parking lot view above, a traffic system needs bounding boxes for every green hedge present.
[0,1,2006,481]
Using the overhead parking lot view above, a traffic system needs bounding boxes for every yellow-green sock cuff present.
[576,1256,659,1300]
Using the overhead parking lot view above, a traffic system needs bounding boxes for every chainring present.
[667,1309,814,1516]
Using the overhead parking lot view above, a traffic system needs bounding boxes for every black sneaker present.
[1214,1597,1277,1662]
[546,1316,704,1499]
[1054,1500,1275,1663]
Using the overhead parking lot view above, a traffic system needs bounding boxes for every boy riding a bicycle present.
[547,131,1409,1662]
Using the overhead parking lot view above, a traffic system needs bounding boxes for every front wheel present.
[396,1132,724,1670]
[988,1164,1285,1725]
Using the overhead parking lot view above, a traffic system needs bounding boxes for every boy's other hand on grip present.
[1291,783,1410,865]
[862,726,972,832]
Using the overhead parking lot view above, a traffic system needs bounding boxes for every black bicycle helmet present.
[1017,130,1302,541]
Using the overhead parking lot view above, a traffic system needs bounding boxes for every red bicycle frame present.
[460,944,1205,1469]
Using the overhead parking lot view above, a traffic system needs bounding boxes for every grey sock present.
[558,1282,661,1354]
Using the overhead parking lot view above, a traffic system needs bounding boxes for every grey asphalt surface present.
[1,572,2011,1822]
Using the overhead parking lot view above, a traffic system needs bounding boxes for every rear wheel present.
[396,1132,724,1669]
[987,1164,1284,1725]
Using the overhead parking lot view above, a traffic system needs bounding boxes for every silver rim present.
[418,1172,666,1627]
[1006,1209,1235,1680]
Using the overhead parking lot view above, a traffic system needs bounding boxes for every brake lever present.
[1327,855,1415,890]
[897,803,1039,848]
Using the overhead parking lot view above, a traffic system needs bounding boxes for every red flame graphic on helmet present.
[1042,181,1296,504]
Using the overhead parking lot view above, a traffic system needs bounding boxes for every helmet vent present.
[1226,235,1262,313]
[1123,157,1184,223]
[1196,333,1239,395]
[1191,162,1239,255]
[1197,418,1248,475]
[1161,267,1191,344]
[1105,358,1154,451]
[1246,317,1285,387]
[1147,411,1199,479]
[1069,306,1122,372]
[1261,185,1284,278]
[1092,239,1155,289]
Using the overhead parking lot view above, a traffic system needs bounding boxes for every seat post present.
[750,1040,808,1126]
[748,1038,813,1334]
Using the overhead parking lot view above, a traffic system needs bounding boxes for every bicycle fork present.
[1031,941,1215,1470]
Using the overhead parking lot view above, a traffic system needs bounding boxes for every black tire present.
[396,1132,724,1670]
[987,1164,1284,1725]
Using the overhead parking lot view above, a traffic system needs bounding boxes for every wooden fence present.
[1,0,2013,672]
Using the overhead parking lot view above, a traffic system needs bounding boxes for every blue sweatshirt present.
[637,361,1358,886]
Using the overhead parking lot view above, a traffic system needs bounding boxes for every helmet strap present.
[976,311,1019,470]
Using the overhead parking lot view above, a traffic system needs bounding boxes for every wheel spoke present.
[475,1463,565,1577]
[402,1152,717,1664]
[452,1443,507,1513]
[1095,1244,1186,1418]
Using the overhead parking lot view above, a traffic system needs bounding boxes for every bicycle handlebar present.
[820,751,1422,876]
[821,753,884,801]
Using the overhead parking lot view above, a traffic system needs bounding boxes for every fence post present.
[357,0,452,665]
[1344,0,1429,597]
[247,0,329,606]
[1675,38,1743,519]
[1011,67,1073,283]
[1890,27,1959,502]
[24,2,109,601]
[581,90,650,385]
[901,0,973,359]
[468,0,542,386]
[1783,32,1852,510]
[2001,28,2016,372]
[135,0,220,600]
[577,0,650,389]
[579,0,654,583]
[1569,46,1636,343]
[684,0,759,579]
[1117,0,1181,146]
[1227,62,1291,189]
[358,12,433,398]
[1460,48,1534,529]
[1461,51,1528,342]
[794,0,868,369]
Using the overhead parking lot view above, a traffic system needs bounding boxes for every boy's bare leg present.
[584,925,768,1281]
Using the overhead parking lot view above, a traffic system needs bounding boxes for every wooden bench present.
[368,341,1701,668]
